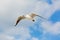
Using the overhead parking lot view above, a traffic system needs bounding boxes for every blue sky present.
[0,0,60,40]
[50,9,60,23]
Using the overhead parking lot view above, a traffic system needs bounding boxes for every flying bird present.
[15,13,47,26]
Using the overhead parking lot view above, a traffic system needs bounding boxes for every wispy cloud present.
[0,0,60,40]
[0,34,14,40]
[0,0,37,40]
[40,0,60,35]
[31,37,39,40]
[41,21,60,35]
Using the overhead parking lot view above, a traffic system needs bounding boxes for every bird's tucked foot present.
[32,20,35,22]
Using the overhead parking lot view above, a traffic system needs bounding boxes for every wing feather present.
[15,15,25,26]
[30,13,47,20]
[30,13,37,18]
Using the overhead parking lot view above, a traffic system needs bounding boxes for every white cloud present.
[50,22,60,34]
[0,0,37,24]
[39,0,60,35]
[31,37,39,40]
[0,26,31,40]
[41,21,60,35]
[0,0,60,40]
[0,0,37,40]
[0,34,14,40]
[32,0,60,20]
[32,1,53,19]
[3,26,31,40]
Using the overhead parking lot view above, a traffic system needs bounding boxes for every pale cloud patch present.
[0,0,60,40]
[0,0,37,24]
[50,22,60,34]
[0,34,14,40]
[32,1,53,19]
[32,0,60,20]
[31,37,39,40]
[3,26,31,40]
[40,0,60,35]
[41,21,60,35]
[0,0,38,40]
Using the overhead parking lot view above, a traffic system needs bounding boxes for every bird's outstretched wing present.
[36,15,48,20]
[30,13,37,18]
[15,15,25,26]
[30,13,48,20]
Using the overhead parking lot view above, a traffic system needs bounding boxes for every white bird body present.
[25,14,33,20]
[15,13,47,26]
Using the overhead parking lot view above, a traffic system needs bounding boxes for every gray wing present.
[30,13,37,18]
[30,13,48,20]
[15,15,25,26]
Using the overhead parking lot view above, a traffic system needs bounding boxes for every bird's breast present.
[25,15,32,19]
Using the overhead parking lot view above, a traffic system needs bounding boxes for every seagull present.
[15,13,47,26]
